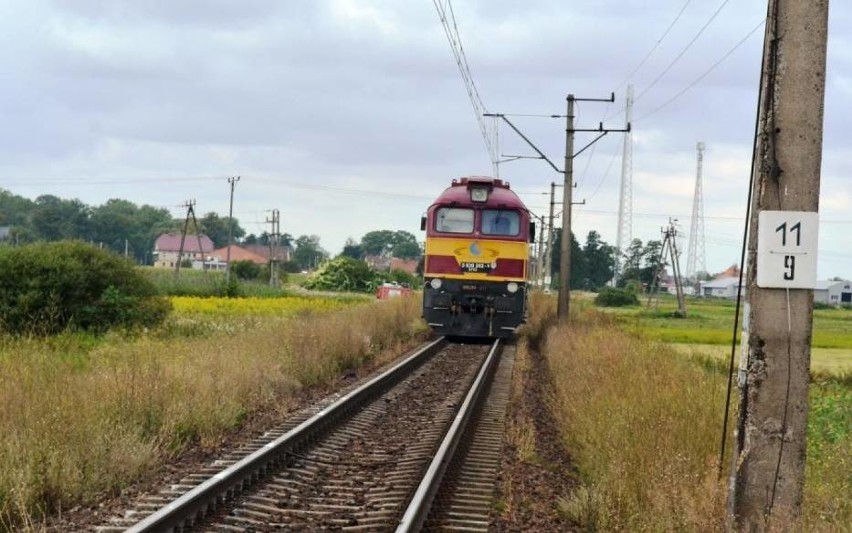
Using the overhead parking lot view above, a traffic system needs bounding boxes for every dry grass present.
[538,300,849,531]
[545,309,730,530]
[0,297,426,529]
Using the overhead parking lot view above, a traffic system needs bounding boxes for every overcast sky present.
[1,0,850,278]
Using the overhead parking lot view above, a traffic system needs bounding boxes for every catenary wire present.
[613,0,694,92]
[634,0,731,103]
[635,19,765,123]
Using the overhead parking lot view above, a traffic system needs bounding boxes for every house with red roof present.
[389,258,419,275]
[243,243,291,263]
[153,233,215,269]
[209,245,268,266]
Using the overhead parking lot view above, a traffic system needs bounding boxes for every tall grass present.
[139,267,296,297]
[0,297,426,528]
[545,310,728,530]
[539,304,850,530]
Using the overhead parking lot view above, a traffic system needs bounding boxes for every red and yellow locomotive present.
[421,176,534,338]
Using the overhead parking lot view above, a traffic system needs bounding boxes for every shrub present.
[304,257,378,293]
[0,241,171,335]
[594,287,639,307]
[280,261,302,273]
[230,260,262,281]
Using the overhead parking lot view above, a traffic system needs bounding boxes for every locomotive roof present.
[431,176,528,211]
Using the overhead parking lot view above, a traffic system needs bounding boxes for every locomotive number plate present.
[460,261,494,273]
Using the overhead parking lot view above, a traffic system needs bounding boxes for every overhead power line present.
[432,0,498,174]
[634,0,731,103]
[635,18,765,122]
[613,0,694,92]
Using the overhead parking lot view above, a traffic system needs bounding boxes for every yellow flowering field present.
[171,295,369,316]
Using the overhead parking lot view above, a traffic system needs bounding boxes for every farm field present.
[0,293,426,529]
[600,295,852,372]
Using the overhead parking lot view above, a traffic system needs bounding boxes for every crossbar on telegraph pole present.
[486,93,629,321]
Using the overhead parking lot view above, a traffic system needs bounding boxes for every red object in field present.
[376,282,414,299]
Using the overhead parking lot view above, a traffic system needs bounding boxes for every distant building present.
[714,264,741,280]
[364,255,392,271]
[814,280,852,305]
[243,243,291,263]
[0,226,10,242]
[389,258,419,275]
[209,245,268,266]
[699,276,745,299]
[153,233,215,269]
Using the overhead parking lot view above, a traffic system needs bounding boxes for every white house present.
[699,276,745,299]
[814,280,852,305]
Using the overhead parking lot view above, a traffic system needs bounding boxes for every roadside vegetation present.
[523,292,849,530]
[0,242,170,335]
[0,249,426,528]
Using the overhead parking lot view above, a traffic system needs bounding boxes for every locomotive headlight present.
[470,187,489,203]
[507,282,519,293]
[430,278,443,290]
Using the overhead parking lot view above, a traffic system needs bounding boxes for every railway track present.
[95,337,515,532]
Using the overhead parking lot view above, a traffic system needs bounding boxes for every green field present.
[598,296,852,373]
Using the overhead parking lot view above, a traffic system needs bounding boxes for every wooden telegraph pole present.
[728,0,828,528]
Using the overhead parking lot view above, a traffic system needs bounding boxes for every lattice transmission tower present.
[686,141,707,279]
[615,84,634,281]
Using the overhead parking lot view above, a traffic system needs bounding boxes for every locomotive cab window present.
[435,207,474,233]
[481,209,520,236]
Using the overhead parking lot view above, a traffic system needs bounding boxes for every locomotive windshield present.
[481,209,520,236]
[436,207,474,233]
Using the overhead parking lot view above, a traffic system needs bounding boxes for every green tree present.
[292,235,328,270]
[361,230,396,256]
[90,200,175,264]
[549,228,583,289]
[199,212,244,249]
[360,230,420,258]
[31,195,92,241]
[618,239,664,290]
[581,231,617,290]
[392,240,421,260]
[0,188,35,228]
[0,189,37,245]
[339,237,364,259]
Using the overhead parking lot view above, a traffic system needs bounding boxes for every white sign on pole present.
[756,211,819,289]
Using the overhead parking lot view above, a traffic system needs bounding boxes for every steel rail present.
[396,339,502,532]
[127,337,447,533]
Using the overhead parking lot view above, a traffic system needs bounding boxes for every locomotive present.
[421,176,534,338]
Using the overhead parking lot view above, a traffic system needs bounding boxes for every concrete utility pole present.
[267,209,281,286]
[537,217,545,287]
[486,97,627,322]
[545,181,558,290]
[558,94,628,320]
[558,96,575,318]
[225,176,240,283]
[728,0,828,528]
